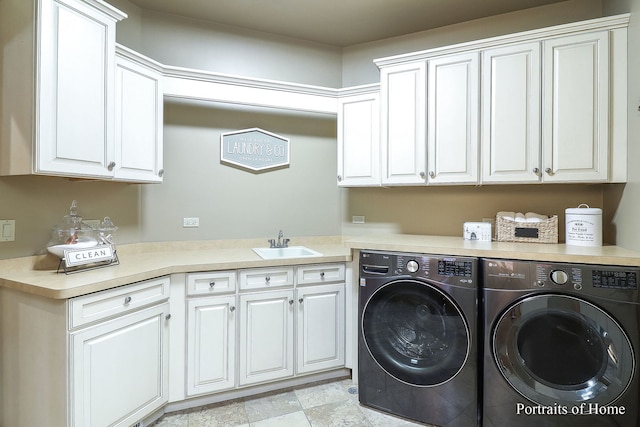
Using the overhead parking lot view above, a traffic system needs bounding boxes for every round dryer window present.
[493,294,634,406]
[362,279,470,386]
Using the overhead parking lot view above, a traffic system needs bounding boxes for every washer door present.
[493,294,634,405]
[362,279,470,386]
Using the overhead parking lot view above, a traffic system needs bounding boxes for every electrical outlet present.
[183,217,200,228]
[352,215,365,224]
[0,220,15,242]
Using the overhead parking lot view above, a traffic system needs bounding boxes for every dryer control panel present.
[483,258,640,301]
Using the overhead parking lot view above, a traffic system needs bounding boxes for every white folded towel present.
[525,212,548,223]
[497,211,515,221]
[497,211,548,223]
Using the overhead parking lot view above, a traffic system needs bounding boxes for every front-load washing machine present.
[358,250,479,426]
[482,258,640,427]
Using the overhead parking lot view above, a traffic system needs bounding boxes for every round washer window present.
[362,279,470,386]
[493,294,634,405]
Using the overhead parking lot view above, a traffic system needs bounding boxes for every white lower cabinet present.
[0,276,171,427]
[68,277,170,427]
[187,264,346,393]
[239,289,295,385]
[70,303,170,426]
[186,295,237,396]
[296,283,345,374]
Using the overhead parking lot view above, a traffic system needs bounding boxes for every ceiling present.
[126,0,569,47]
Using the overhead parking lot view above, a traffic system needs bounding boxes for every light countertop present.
[346,234,640,266]
[2,234,640,300]
[0,237,350,299]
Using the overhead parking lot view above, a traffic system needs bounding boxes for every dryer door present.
[362,279,470,386]
[493,294,634,406]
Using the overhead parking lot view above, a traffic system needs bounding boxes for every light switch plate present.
[0,220,15,242]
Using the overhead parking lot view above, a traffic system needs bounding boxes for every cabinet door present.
[37,0,119,178]
[114,50,164,183]
[482,42,541,183]
[542,31,609,182]
[380,62,427,184]
[427,52,479,184]
[70,303,169,427]
[337,92,380,186]
[186,296,236,396]
[239,290,294,385]
[296,284,345,374]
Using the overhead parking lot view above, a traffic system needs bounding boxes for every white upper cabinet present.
[337,90,380,186]
[115,46,164,182]
[380,62,427,185]
[0,0,165,183]
[0,0,126,178]
[482,42,541,183]
[427,52,479,184]
[542,31,609,182]
[372,14,628,187]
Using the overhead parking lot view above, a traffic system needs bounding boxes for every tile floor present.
[150,378,429,427]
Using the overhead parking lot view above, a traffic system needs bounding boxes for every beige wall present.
[603,0,640,252]
[344,184,617,244]
[0,176,141,259]
[139,102,341,242]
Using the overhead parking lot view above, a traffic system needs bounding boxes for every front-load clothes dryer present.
[358,250,479,426]
[482,259,640,427]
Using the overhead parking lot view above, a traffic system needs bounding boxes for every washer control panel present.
[360,250,477,287]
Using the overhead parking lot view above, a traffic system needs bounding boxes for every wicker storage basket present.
[496,215,558,244]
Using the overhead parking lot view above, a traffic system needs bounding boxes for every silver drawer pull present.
[124,296,132,304]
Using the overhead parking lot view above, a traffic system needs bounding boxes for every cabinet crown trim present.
[374,13,630,68]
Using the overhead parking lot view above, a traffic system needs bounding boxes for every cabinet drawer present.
[239,267,294,290]
[297,263,345,285]
[69,276,169,329]
[187,271,237,296]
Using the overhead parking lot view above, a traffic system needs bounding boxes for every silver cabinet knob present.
[429,171,436,178]
[289,299,294,305]
[545,167,553,176]
[265,276,271,284]
[209,281,215,289]
[107,161,116,171]
[124,296,132,304]
[165,314,172,321]
[337,175,342,182]
[158,169,164,177]
[230,306,236,312]
[299,298,304,303]
[320,272,325,279]
[419,171,426,178]
[533,167,540,174]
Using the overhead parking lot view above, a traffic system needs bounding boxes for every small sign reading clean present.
[221,128,289,171]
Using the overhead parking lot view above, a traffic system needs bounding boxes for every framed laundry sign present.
[220,128,289,171]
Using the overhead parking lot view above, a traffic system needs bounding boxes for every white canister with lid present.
[565,204,602,246]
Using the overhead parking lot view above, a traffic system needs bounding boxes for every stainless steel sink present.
[252,246,322,259]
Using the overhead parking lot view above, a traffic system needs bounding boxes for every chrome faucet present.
[268,230,290,248]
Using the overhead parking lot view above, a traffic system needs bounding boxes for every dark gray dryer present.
[482,258,640,427]
[358,250,479,426]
